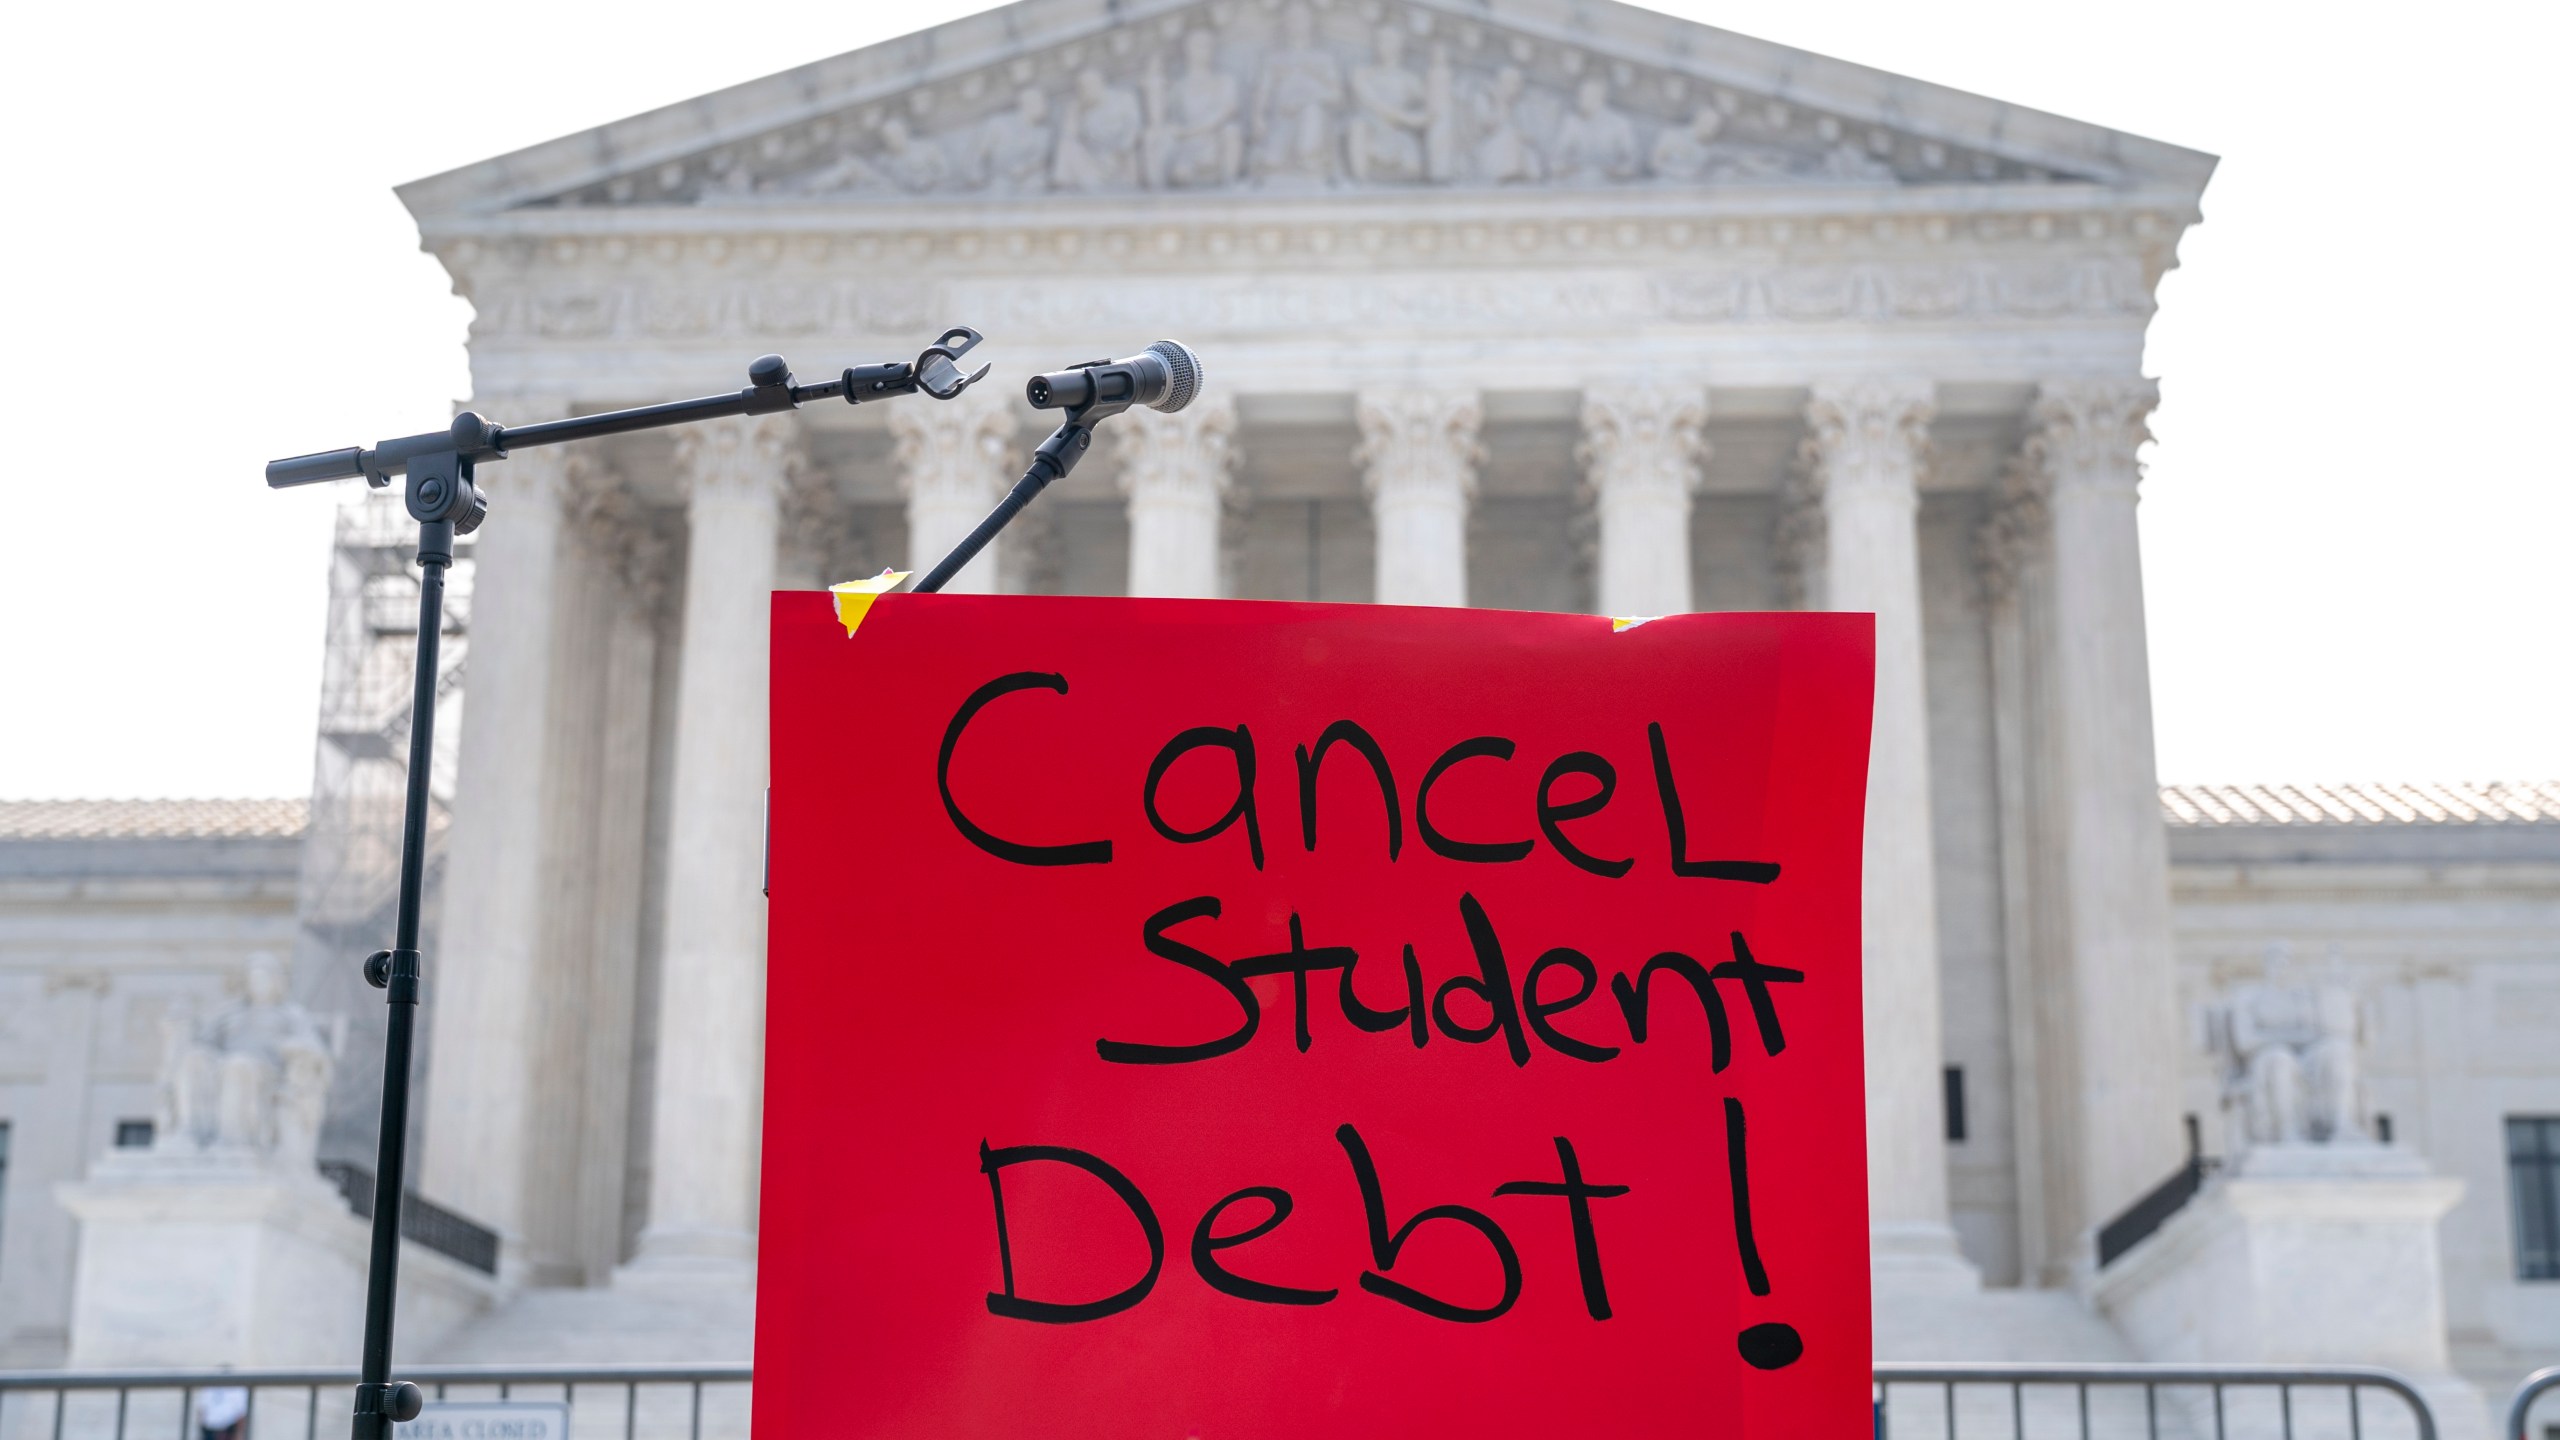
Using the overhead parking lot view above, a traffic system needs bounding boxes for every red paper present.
[760,595,1874,1438]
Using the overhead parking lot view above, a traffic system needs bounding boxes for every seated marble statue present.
[1251,5,1343,184]
[1648,107,1726,181]
[980,89,1057,194]
[157,951,340,1171]
[1546,79,1638,183]
[1143,31,1244,189]
[1468,67,1542,184]
[874,119,951,194]
[1054,68,1145,191]
[1816,140,1898,183]
[2211,943,2366,1149]
[1345,27,1431,184]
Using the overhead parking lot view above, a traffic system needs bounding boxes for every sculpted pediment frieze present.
[530,0,2091,212]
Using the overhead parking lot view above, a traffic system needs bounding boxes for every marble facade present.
[389,0,2214,1308]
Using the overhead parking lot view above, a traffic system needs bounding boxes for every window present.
[114,1119,154,1150]
[0,1121,10,1273]
[2511,1115,2560,1282]
[1943,1066,1967,1143]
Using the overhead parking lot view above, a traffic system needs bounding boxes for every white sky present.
[1,0,2551,799]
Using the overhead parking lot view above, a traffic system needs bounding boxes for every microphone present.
[1025,340,1203,415]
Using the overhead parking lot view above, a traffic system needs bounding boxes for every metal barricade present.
[2511,1365,2560,1440]
[1874,1363,2439,1440]
[2,1359,2456,1439]
[0,1366,752,1440]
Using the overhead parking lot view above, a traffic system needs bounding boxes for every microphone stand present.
[912,420,1093,593]
[262,327,990,1440]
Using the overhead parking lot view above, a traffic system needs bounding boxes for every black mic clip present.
[830,326,993,406]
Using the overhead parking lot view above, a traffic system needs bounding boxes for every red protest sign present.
[760,596,1874,1438]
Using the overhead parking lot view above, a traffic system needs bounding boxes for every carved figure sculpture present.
[1345,27,1430,184]
[982,88,1057,193]
[1817,141,1898,183]
[704,150,757,199]
[1252,4,1343,184]
[1053,68,1144,190]
[1468,66,1542,184]
[1547,78,1638,183]
[784,137,886,194]
[875,118,950,193]
[1648,106,1726,181]
[157,952,340,1171]
[1696,143,1795,183]
[1144,31,1245,189]
[2213,944,2367,1149]
[1423,45,1461,183]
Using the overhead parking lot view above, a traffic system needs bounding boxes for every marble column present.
[1578,383,1707,616]
[891,386,1021,594]
[1802,376,1976,1289]
[423,430,581,1278]
[1116,397,1238,598]
[2024,379,2186,1246]
[565,482,670,1283]
[1975,461,2056,1284]
[1355,388,1482,607]
[629,415,792,1274]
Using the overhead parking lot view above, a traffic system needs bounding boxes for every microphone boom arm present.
[266,326,990,492]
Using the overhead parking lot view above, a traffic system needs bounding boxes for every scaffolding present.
[286,487,476,1164]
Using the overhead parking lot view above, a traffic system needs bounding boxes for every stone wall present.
[0,804,304,1366]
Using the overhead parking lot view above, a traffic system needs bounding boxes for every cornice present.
[419,179,2201,250]
[426,199,2194,324]
[452,259,2165,355]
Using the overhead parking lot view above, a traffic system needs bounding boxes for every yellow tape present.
[829,570,911,637]
[1610,616,1659,633]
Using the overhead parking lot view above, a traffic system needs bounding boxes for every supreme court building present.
[399,0,2204,1311]
[5,0,2556,1414]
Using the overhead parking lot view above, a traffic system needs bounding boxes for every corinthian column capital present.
[1113,395,1239,505]
[1576,382,1708,502]
[2025,377,2158,495]
[1115,397,1239,600]
[1973,454,2049,609]
[1579,382,1708,617]
[888,384,1024,509]
[891,384,1022,593]
[1354,388,1485,503]
[565,463,675,617]
[1355,388,1481,609]
[1801,376,1935,502]
[675,414,799,502]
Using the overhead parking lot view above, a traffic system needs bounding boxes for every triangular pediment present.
[400,0,2213,223]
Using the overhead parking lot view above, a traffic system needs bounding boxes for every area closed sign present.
[759,595,1877,1436]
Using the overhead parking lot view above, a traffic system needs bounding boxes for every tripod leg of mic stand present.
[912,422,1093,594]
[350,518,449,1440]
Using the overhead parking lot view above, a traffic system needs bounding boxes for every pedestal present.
[56,1151,493,1368]
[2092,1145,2491,1437]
